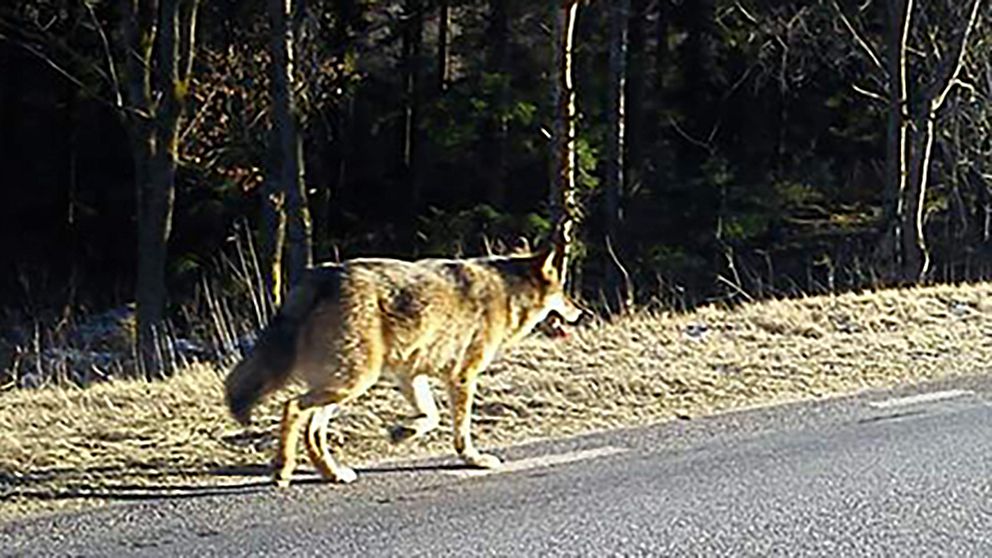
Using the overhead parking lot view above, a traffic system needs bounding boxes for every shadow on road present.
[2,458,476,505]
[2,464,273,503]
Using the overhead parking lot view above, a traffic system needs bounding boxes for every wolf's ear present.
[535,221,568,280]
[532,217,570,280]
[536,247,560,280]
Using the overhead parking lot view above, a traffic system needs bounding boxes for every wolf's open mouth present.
[539,315,570,339]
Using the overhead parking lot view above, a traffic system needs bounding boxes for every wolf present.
[224,231,584,487]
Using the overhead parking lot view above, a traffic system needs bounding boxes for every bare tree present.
[484,0,510,207]
[605,0,631,311]
[437,0,450,92]
[268,0,313,296]
[841,0,985,282]
[401,0,424,242]
[876,0,911,279]
[898,0,983,281]
[624,0,649,188]
[120,0,201,377]
[550,0,580,271]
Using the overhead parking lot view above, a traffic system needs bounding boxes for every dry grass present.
[4,282,992,521]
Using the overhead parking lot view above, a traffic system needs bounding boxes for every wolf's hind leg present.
[274,399,311,488]
[448,368,501,469]
[297,370,379,484]
[303,404,339,472]
[389,374,441,443]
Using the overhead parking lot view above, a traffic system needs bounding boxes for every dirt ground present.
[3,282,992,521]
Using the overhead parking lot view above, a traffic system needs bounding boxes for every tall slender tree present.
[605,0,631,311]
[899,0,982,282]
[623,0,648,188]
[400,0,424,245]
[268,0,312,294]
[550,0,580,273]
[867,0,984,282]
[120,0,201,377]
[649,0,670,191]
[437,0,450,92]
[678,0,715,175]
[876,0,912,280]
[483,0,510,208]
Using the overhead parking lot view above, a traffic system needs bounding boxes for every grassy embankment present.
[3,282,991,520]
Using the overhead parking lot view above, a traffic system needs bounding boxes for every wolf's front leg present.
[448,372,501,469]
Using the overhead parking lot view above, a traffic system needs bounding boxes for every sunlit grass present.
[3,281,992,521]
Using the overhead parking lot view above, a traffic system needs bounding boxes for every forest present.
[0,0,989,381]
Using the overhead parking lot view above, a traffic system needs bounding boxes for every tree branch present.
[851,82,888,104]
[926,0,982,113]
[178,0,200,83]
[832,0,887,78]
[121,0,156,120]
[0,29,144,118]
[83,0,123,109]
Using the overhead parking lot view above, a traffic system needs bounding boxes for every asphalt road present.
[3,375,991,557]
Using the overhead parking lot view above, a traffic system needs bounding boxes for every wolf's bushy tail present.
[224,269,337,424]
[224,312,300,425]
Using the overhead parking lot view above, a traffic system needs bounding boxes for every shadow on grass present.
[2,459,475,504]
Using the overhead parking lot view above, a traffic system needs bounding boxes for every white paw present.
[333,466,358,484]
[463,452,502,469]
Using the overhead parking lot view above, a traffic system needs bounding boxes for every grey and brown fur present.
[224,237,583,486]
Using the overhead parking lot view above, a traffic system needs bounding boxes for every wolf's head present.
[529,238,584,325]
[499,224,585,342]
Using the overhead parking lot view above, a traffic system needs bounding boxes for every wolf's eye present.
[534,273,553,288]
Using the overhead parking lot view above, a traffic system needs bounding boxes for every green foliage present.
[773,180,825,210]
[645,245,709,279]
[3,0,991,313]
[575,136,600,192]
[417,205,550,256]
[721,213,771,242]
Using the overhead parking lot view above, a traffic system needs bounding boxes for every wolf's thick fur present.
[224,238,582,486]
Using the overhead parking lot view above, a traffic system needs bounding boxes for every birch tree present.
[897,0,983,281]
[844,0,985,282]
[550,0,580,273]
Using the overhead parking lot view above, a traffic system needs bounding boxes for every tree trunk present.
[261,133,286,306]
[682,0,714,107]
[901,116,932,281]
[122,0,199,378]
[269,0,312,289]
[484,0,510,208]
[550,0,580,270]
[895,0,981,282]
[648,0,670,193]
[605,0,630,312]
[401,0,424,246]
[879,0,912,280]
[437,0,450,92]
[652,0,669,100]
[623,0,647,188]
[121,1,155,377]
[678,0,714,173]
